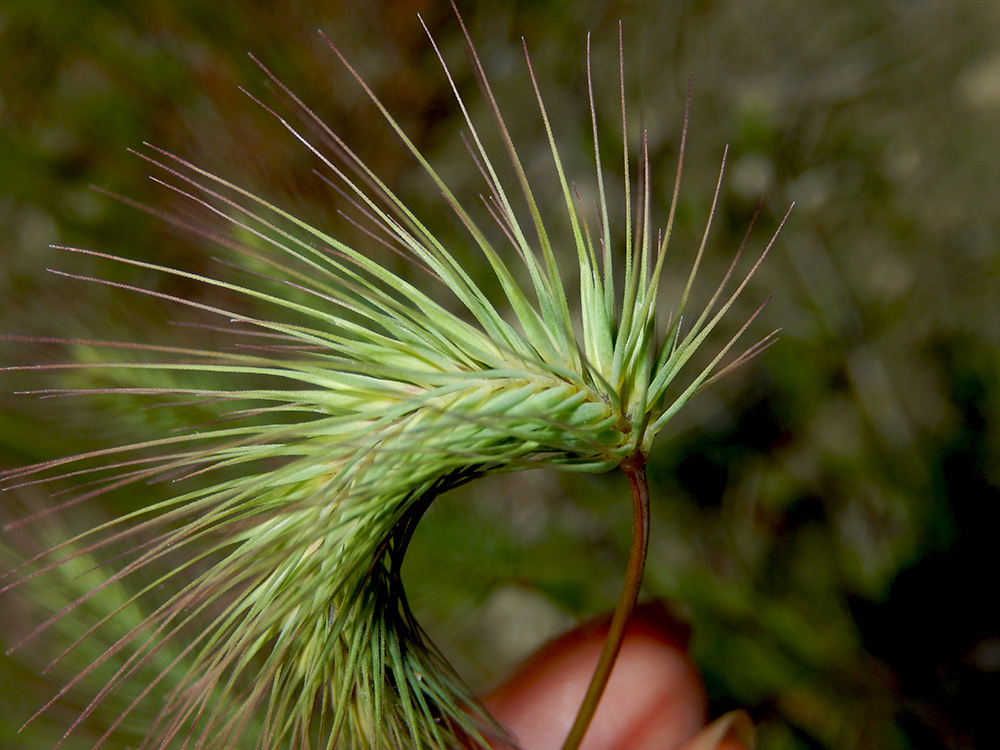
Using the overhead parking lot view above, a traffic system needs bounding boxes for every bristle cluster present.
[2,5,783,749]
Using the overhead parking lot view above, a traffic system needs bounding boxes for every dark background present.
[2,1,998,748]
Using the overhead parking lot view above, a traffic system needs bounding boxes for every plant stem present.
[560,452,651,750]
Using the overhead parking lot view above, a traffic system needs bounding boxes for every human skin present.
[481,601,753,750]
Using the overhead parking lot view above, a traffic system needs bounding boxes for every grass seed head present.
[2,6,782,749]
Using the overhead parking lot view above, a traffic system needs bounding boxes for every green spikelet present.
[2,7,785,750]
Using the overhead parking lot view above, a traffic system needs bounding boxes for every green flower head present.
[3,6,785,750]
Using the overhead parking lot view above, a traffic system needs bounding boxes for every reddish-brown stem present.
[560,452,651,750]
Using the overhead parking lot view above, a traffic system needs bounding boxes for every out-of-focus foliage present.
[1,1,997,748]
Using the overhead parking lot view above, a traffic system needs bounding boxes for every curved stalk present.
[560,452,651,750]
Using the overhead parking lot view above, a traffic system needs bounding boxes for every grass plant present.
[2,4,784,748]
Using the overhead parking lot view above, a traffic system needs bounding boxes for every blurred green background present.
[1,0,998,748]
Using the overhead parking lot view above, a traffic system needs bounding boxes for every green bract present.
[3,8,783,750]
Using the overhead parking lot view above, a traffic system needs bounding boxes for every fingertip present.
[483,602,707,750]
[676,711,756,750]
